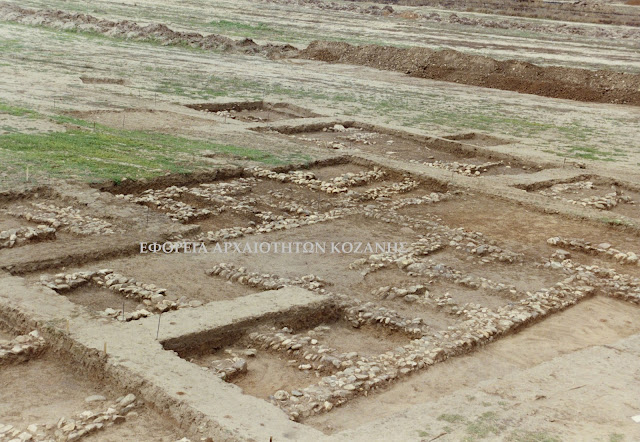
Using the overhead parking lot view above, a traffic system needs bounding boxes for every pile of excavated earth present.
[342,0,640,26]
[259,0,640,37]
[2,3,640,106]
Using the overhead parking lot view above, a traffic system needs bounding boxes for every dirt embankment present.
[258,0,640,40]
[4,3,640,106]
[0,3,296,58]
[298,41,640,106]
[344,0,640,27]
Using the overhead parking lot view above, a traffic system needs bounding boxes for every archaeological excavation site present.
[1,0,640,441]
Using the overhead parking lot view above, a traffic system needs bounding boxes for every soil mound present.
[256,0,640,39]
[344,0,640,26]
[298,40,640,106]
[0,3,298,58]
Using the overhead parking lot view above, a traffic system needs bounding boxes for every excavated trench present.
[186,101,323,123]
[257,121,542,175]
[165,302,412,400]
[0,303,190,441]
[297,41,640,106]
[3,3,640,108]
[1,159,639,435]
[515,175,640,220]
[345,0,640,26]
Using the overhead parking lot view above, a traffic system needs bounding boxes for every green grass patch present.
[50,114,95,128]
[437,413,467,424]
[0,38,24,53]
[598,216,635,228]
[0,121,289,183]
[566,146,626,162]
[0,103,37,118]
[542,145,627,163]
[463,411,504,440]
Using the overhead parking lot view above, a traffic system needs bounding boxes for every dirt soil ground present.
[298,41,640,105]
[0,351,183,441]
[1,0,640,440]
[2,156,640,439]
[307,296,640,434]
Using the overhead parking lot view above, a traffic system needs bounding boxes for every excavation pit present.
[186,101,322,123]
[2,195,120,237]
[305,163,372,182]
[173,310,411,403]
[203,213,424,290]
[351,268,518,329]
[189,210,262,234]
[442,132,511,147]
[0,213,57,250]
[238,178,344,214]
[408,191,640,261]
[0,352,184,440]
[3,170,640,439]
[41,256,260,307]
[2,2,640,438]
[113,162,414,234]
[0,352,107,430]
[200,349,322,399]
[259,122,538,176]
[57,284,141,318]
[1,192,127,259]
[305,297,640,434]
[518,177,640,220]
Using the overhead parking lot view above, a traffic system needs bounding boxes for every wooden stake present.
[122,300,125,322]
[103,342,107,354]
[156,313,162,340]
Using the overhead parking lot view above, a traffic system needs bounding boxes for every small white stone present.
[118,394,136,407]
[0,424,14,434]
[273,390,289,400]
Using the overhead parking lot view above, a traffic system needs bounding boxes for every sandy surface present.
[332,328,640,441]
[312,297,640,434]
[1,0,640,440]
